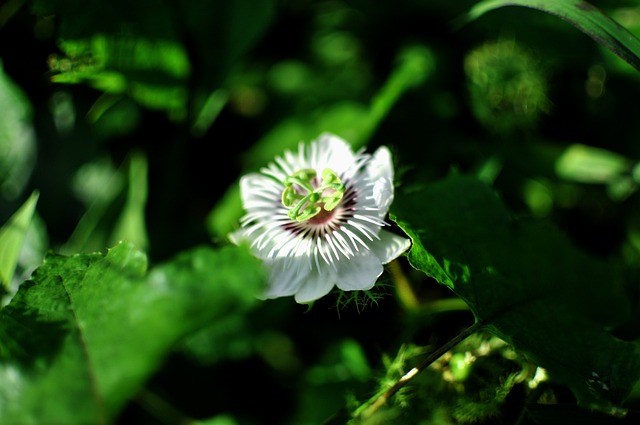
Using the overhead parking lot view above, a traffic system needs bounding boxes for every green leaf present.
[0,60,36,198]
[391,173,640,415]
[459,0,640,73]
[38,0,191,117]
[0,242,265,424]
[555,144,633,184]
[0,191,39,290]
[110,151,149,251]
[38,0,275,122]
[62,152,147,254]
[49,34,189,117]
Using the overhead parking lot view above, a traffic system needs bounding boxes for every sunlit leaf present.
[0,242,265,424]
[49,34,190,116]
[556,143,633,183]
[460,0,640,73]
[391,173,640,415]
[0,191,39,291]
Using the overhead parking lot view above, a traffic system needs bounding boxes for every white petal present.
[239,173,275,205]
[315,133,355,175]
[372,178,394,218]
[369,229,411,264]
[229,132,407,303]
[294,272,336,303]
[368,147,395,215]
[368,146,394,182]
[263,258,308,299]
[333,251,383,291]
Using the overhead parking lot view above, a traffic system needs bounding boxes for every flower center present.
[281,168,346,222]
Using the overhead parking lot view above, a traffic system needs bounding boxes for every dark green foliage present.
[392,174,640,413]
[2,0,640,423]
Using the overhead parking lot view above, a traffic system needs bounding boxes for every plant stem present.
[354,320,484,421]
[387,258,420,311]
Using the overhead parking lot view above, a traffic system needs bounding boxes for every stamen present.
[281,168,346,222]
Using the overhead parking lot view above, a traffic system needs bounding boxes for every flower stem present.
[387,259,420,311]
[353,320,485,421]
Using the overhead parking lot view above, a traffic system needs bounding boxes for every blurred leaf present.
[191,89,228,137]
[555,144,639,201]
[90,96,141,138]
[305,339,371,385]
[37,0,191,117]
[556,144,633,184]
[179,313,253,365]
[195,415,238,425]
[294,339,372,424]
[63,152,147,254]
[391,173,640,415]
[243,44,435,169]
[110,151,148,251]
[38,0,275,123]
[7,211,49,298]
[244,101,371,171]
[206,44,436,240]
[174,0,275,118]
[62,163,120,254]
[49,34,189,117]
[0,191,39,291]
[0,59,36,199]
[0,241,265,424]
[460,0,640,73]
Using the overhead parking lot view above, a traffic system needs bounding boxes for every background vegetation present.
[2,0,640,424]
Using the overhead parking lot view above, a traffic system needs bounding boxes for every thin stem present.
[354,320,485,421]
[387,259,420,311]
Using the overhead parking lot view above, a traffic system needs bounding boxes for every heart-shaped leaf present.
[391,173,640,414]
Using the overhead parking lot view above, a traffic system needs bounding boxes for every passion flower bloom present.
[230,133,410,303]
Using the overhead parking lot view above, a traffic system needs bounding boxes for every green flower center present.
[281,168,346,222]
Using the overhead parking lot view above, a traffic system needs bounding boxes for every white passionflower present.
[229,133,411,303]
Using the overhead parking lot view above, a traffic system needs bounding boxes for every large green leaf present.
[460,0,640,73]
[0,242,265,424]
[390,173,640,415]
